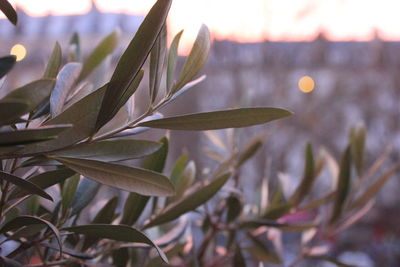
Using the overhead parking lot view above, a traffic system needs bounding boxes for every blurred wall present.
[1,9,399,206]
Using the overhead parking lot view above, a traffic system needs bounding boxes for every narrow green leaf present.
[144,172,230,229]
[0,216,62,256]
[95,0,172,131]
[349,125,366,176]
[262,202,292,220]
[330,146,352,224]
[0,55,16,78]
[0,171,52,201]
[4,79,56,112]
[26,196,39,215]
[150,24,167,103]
[78,30,120,82]
[141,137,169,172]
[138,107,292,131]
[51,157,174,196]
[43,42,62,79]
[226,194,242,223]
[99,69,144,130]
[52,139,162,162]
[246,234,282,264]
[63,224,168,263]
[350,164,398,210]
[171,25,210,94]
[120,192,149,226]
[9,169,75,200]
[0,0,17,25]
[236,136,264,167]
[50,62,82,117]
[61,174,80,213]
[69,32,81,61]
[71,178,100,215]
[0,125,71,147]
[168,160,195,203]
[166,30,183,92]
[289,143,316,205]
[170,153,189,185]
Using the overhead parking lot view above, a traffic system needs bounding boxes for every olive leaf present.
[139,107,292,130]
[0,171,53,201]
[43,42,62,79]
[330,146,352,224]
[51,157,174,196]
[0,0,17,25]
[144,173,230,228]
[171,24,210,95]
[167,30,184,92]
[95,0,172,131]
[0,55,16,78]
[78,29,120,82]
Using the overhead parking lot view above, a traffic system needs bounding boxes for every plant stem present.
[3,195,30,215]
[0,181,11,220]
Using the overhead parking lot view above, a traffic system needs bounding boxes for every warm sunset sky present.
[4,0,400,44]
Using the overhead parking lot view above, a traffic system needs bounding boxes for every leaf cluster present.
[0,0,295,265]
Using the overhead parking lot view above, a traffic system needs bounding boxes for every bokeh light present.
[10,44,27,61]
[298,75,315,93]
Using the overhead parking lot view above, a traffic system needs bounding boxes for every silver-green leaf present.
[171,25,210,94]
[95,0,172,131]
[51,157,174,196]
[52,139,162,162]
[139,107,292,131]
[144,172,230,228]
[0,171,53,201]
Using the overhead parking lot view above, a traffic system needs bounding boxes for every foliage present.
[0,1,396,266]
[185,126,397,266]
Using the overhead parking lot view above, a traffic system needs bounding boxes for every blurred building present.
[1,6,399,264]
[0,1,143,83]
[0,2,143,38]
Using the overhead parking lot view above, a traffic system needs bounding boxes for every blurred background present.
[1,0,399,266]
